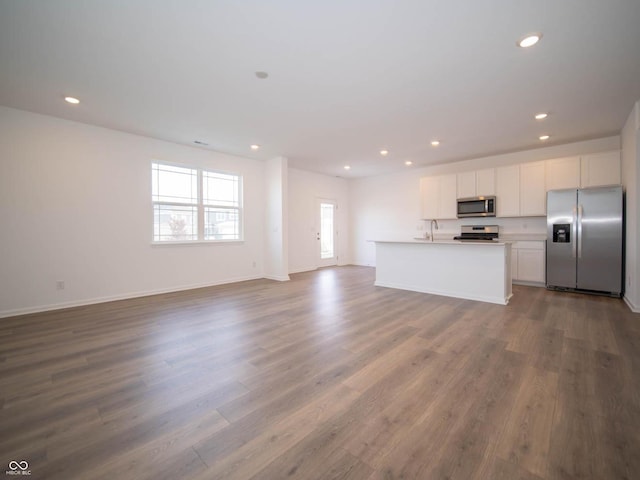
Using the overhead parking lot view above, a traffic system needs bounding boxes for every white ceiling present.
[1,0,639,178]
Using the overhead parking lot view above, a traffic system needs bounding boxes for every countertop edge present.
[370,239,512,246]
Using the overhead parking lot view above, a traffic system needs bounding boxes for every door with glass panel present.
[317,199,337,267]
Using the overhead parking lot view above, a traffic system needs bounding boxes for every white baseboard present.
[350,261,375,267]
[288,266,318,275]
[623,295,640,313]
[263,274,290,282]
[0,274,264,319]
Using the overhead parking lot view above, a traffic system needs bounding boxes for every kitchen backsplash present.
[420,216,546,236]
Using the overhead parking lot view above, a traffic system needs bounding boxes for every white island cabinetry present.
[373,240,513,305]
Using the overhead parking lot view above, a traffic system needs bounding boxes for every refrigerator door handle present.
[572,206,577,258]
[577,204,583,259]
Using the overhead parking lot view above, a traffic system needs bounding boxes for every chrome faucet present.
[430,219,439,242]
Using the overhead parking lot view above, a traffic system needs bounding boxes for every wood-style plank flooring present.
[1,266,639,479]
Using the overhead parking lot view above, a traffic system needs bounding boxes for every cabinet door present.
[439,174,458,219]
[520,161,546,216]
[476,168,496,196]
[420,176,440,219]
[580,151,621,187]
[496,165,520,217]
[457,171,476,199]
[546,156,580,190]
[517,249,545,283]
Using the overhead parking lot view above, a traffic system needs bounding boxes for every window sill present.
[151,239,245,246]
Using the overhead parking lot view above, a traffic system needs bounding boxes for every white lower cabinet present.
[511,241,546,284]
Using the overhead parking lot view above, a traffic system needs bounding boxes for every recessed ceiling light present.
[405,161,413,166]
[431,140,440,147]
[517,33,542,48]
[535,113,548,120]
[539,135,550,141]
[255,71,269,79]
[344,165,351,170]
[64,96,80,104]
[250,144,260,150]
[380,150,389,156]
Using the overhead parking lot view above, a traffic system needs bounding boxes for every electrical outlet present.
[56,280,65,290]
[252,261,256,268]
[628,276,632,287]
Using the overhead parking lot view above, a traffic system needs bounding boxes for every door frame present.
[316,198,338,268]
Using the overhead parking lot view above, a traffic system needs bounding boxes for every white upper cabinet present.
[420,174,457,219]
[581,151,621,187]
[476,168,496,196]
[457,169,495,199]
[519,161,546,216]
[420,176,439,219]
[439,174,458,219]
[545,156,580,191]
[457,171,476,199]
[496,165,520,217]
[420,150,620,221]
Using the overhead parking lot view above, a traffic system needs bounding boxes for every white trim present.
[623,295,640,313]
[289,266,318,275]
[316,198,338,268]
[0,274,263,319]
[150,240,245,246]
[152,161,243,243]
[264,274,291,282]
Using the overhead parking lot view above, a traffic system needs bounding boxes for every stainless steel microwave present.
[457,196,496,218]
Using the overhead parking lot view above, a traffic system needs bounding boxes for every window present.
[152,162,242,242]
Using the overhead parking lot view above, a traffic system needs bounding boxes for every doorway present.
[317,199,337,267]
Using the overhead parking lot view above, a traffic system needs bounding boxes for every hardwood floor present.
[1,266,639,479]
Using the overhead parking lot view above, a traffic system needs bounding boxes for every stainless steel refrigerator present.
[546,186,623,296]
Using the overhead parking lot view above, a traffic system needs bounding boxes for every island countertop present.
[372,238,512,246]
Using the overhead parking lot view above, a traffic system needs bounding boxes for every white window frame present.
[151,161,243,244]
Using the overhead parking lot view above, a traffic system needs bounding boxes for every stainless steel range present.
[453,225,499,241]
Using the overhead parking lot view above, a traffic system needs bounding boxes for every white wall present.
[350,169,422,266]
[349,136,620,267]
[0,106,266,317]
[288,168,349,273]
[621,101,640,312]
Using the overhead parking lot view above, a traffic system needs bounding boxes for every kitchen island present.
[373,240,513,305]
